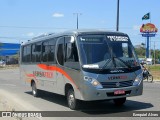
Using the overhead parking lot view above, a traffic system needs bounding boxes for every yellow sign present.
[140,23,158,33]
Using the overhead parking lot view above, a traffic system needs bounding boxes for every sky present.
[0,0,160,49]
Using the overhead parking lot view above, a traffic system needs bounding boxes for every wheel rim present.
[33,89,36,95]
[32,84,36,95]
[149,76,153,82]
[68,93,75,107]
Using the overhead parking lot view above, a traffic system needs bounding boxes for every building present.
[0,43,20,64]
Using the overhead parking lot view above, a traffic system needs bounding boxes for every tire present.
[147,75,153,83]
[113,97,126,106]
[31,82,39,97]
[67,89,79,110]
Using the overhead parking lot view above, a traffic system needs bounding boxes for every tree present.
[135,47,145,58]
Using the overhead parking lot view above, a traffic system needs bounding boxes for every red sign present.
[140,23,158,33]
[114,90,125,95]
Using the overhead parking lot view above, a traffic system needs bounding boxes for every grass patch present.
[145,64,160,80]
[147,65,160,71]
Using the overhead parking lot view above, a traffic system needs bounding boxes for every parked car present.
[0,60,6,67]
[139,58,146,64]
[146,58,152,65]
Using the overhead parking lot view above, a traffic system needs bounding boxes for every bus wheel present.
[31,82,38,97]
[113,97,126,106]
[67,89,79,110]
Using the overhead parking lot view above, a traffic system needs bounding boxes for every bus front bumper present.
[79,81,143,101]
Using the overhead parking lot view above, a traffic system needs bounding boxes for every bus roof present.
[61,29,127,35]
[22,29,128,45]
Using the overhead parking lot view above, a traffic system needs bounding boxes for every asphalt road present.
[0,68,159,120]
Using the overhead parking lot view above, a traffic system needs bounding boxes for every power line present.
[0,25,69,29]
[0,36,29,39]
[0,25,160,31]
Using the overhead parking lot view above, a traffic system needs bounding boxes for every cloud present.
[133,25,141,31]
[52,13,64,18]
[27,32,35,37]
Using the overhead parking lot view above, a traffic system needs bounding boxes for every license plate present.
[114,90,125,95]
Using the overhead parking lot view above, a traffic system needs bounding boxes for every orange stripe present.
[26,73,35,77]
[37,64,78,89]
[25,73,38,81]
[25,79,31,83]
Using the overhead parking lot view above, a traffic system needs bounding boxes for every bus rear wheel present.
[31,82,39,97]
[113,97,126,106]
[67,89,79,110]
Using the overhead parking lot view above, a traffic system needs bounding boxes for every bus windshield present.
[77,34,139,70]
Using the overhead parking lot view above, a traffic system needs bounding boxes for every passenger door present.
[56,37,65,94]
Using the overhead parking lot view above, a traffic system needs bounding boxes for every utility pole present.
[154,41,156,65]
[73,13,82,29]
[116,0,120,31]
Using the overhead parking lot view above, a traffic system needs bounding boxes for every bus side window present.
[22,46,27,62]
[35,43,41,62]
[57,37,65,66]
[22,45,31,63]
[31,43,41,62]
[42,39,56,64]
[64,36,80,70]
[26,45,31,62]
[48,40,55,62]
[42,41,48,62]
[31,44,36,62]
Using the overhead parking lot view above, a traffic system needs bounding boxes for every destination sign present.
[107,36,128,41]
[80,37,102,42]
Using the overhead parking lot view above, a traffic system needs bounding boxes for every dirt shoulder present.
[0,65,19,70]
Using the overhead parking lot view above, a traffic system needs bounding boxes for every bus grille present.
[100,80,134,88]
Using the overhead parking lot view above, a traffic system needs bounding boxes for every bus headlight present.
[84,76,103,89]
[133,74,143,86]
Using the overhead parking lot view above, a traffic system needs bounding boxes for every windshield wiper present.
[100,59,112,71]
[100,47,117,70]
[112,56,117,68]
[115,57,132,69]
[100,55,117,71]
